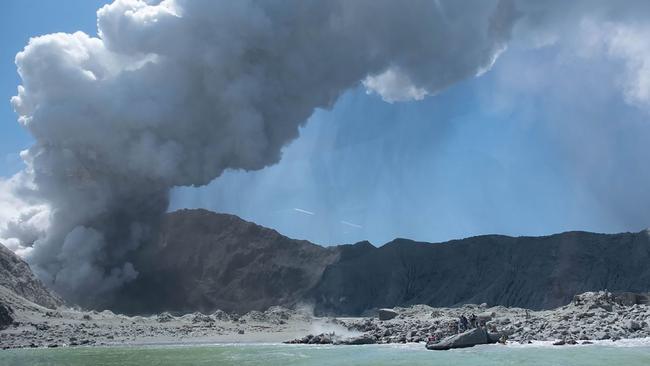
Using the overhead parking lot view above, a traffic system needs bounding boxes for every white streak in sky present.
[293,208,315,216]
[340,220,362,229]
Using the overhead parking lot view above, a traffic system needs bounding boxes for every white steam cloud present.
[2,0,649,306]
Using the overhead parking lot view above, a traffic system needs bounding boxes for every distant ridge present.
[86,209,650,315]
[312,230,650,314]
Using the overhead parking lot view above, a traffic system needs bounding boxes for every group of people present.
[425,313,484,345]
[457,313,482,332]
[426,313,509,345]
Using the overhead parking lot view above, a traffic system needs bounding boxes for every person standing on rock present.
[499,335,508,345]
[427,334,437,344]
[459,315,469,332]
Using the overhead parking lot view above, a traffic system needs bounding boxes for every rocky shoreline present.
[2,291,649,350]
[286,291,650,347]
[0,291,319,349]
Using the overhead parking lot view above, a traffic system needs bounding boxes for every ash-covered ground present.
[2,289,649,350]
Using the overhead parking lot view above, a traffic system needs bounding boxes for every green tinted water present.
[1,343,650,366]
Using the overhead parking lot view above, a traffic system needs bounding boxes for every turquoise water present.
[1,343,650,366]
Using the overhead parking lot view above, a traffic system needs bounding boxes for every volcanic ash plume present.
[1,0,518,306]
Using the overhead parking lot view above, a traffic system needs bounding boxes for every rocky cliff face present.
[111,209,339,314]
[311,231,650,315]
[0,243,63,309]
[106,209,650,316]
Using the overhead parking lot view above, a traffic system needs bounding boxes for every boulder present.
[593,331,610,340]
[378,308,398,321]
[341,335,377,345]
[572,291,615,311]
[319,334,333,344]
[477,311,494,323]
[627,320,642,331]
[294,333,335,344]
[487,331,503,343]
[426,327,495,351]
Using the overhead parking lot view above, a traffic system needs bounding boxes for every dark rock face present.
[312,231,650,315]
[66,209,650,316]
[0,243,63,309]
[426,327,494,350]
[610,292,650,306]
[111,209,339,314]
[378,308,398,321]
[339,335,376,345]
[284,333,336,345]
[0,303,14,330]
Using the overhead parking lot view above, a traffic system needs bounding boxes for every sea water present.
[1,341,650,366]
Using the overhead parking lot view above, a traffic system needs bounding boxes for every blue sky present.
[3,1,650,246]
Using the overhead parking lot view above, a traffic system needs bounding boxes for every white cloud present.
[605,24,650,109]
[363,68,429,103]
[0,172,50,257]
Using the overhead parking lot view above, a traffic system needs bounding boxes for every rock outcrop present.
[426,327,495,350]
[378,309,398,321]
[0,243,63,309]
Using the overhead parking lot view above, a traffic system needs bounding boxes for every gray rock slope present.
[0,243,62,309]
[111,209,339,314]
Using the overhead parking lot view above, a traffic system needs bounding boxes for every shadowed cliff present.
[112,209,339,314]
[105,209,650,315]
[312,231,650,315]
